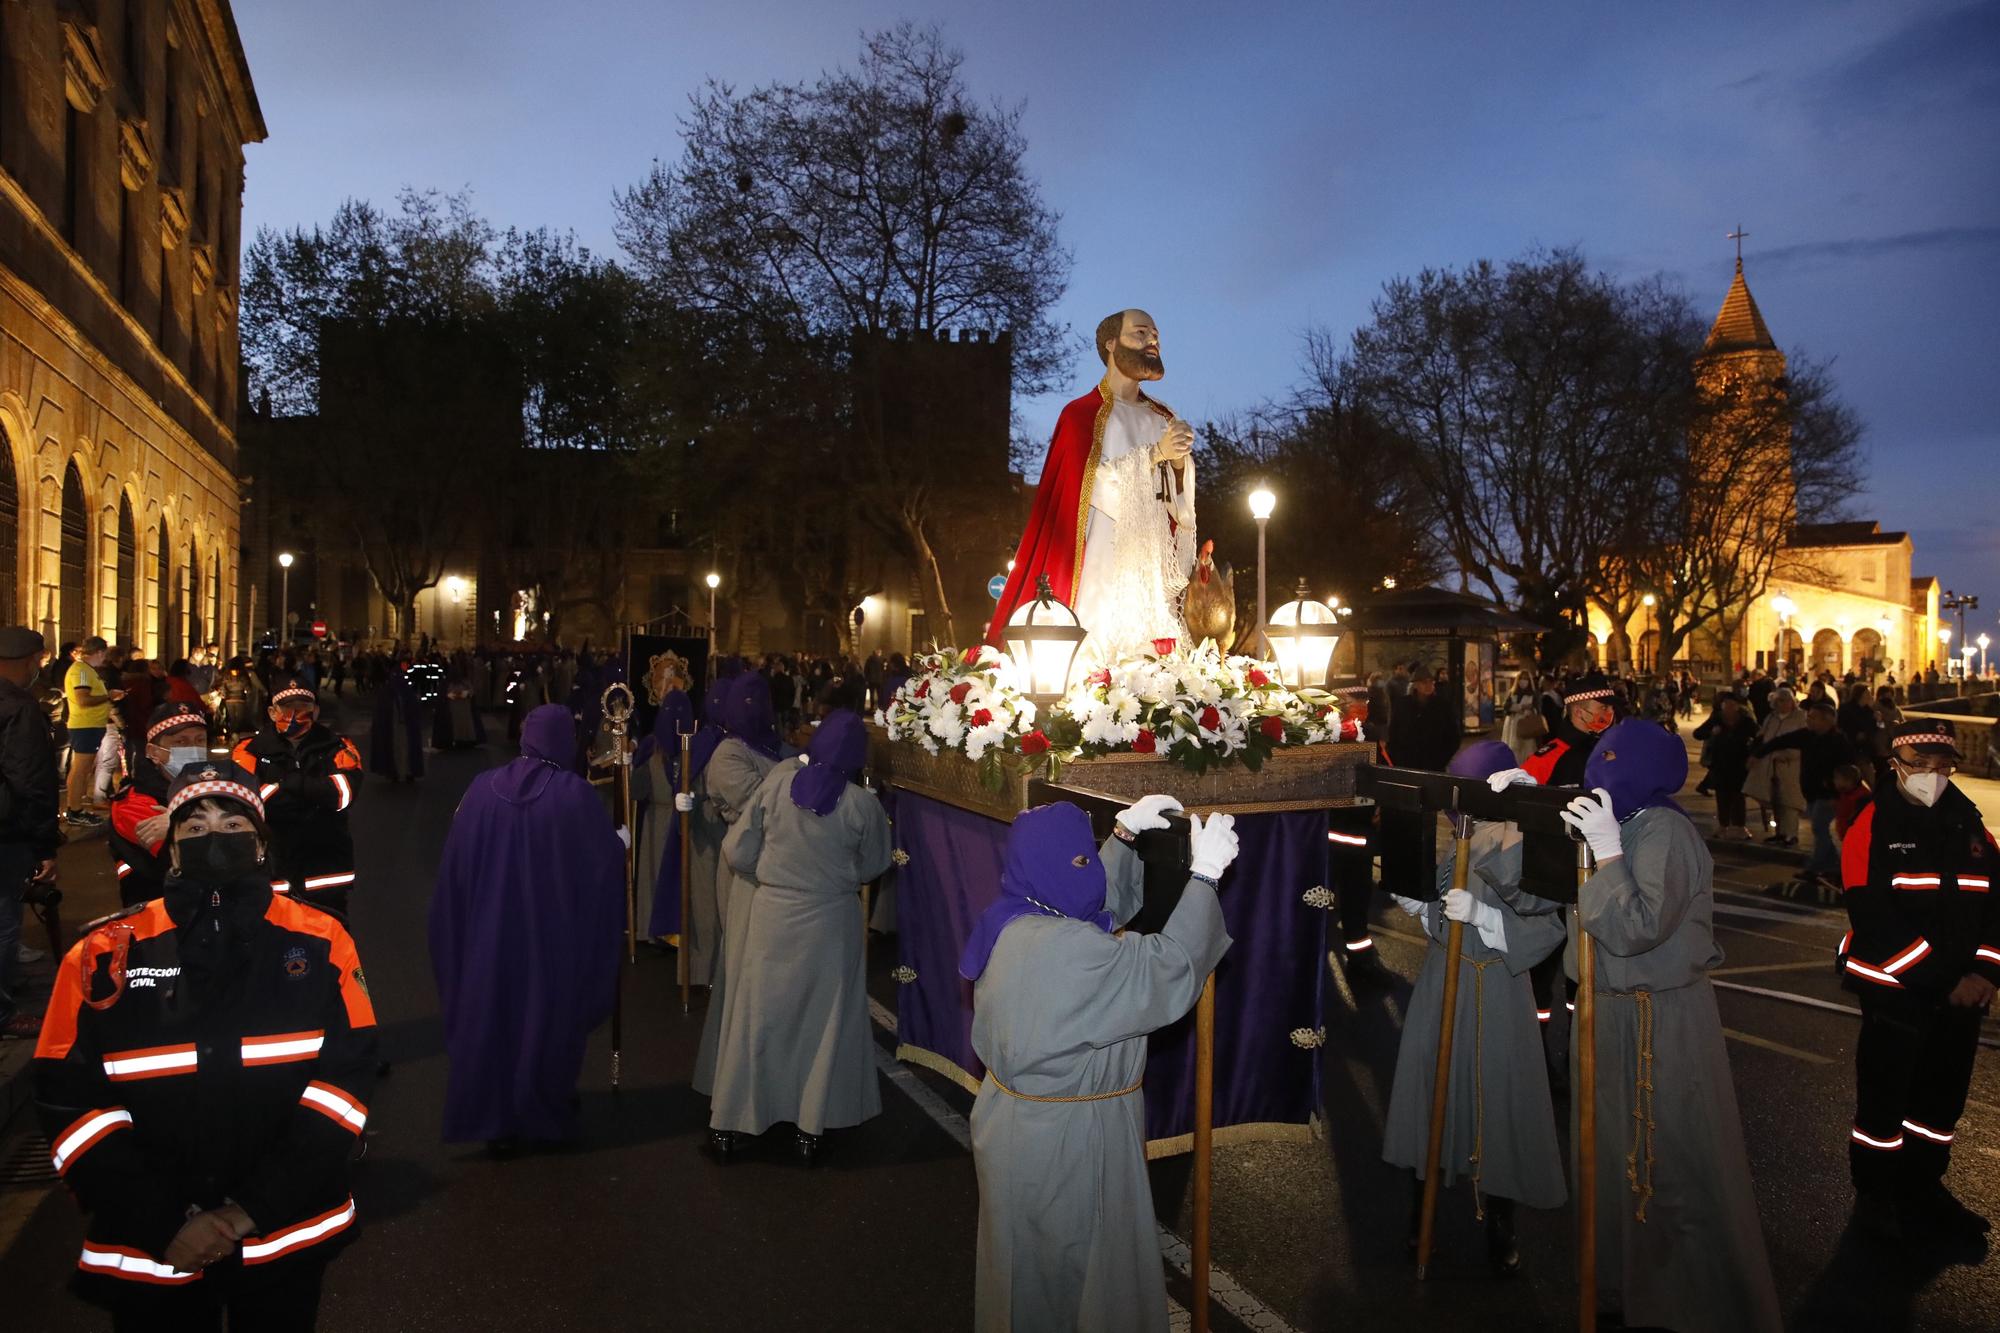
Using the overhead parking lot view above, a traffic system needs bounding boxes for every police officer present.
[107,702,212,907]
[231,679,364,918]
[33,763,377,1325]
[1839,719,1999,1252]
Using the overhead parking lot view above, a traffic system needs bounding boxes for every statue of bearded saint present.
[985,308,1198,666]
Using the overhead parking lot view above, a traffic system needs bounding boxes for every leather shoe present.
[705,1129,745,1163]
[1484,1196,1520,1277]
[794,1130,823,1167]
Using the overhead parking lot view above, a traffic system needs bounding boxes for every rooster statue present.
[1180,540,1238,651]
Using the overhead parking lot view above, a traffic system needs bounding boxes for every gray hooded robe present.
[970,837,1231,1333]
[690,737,778,1096]
[1383,824,1569,1209]
[1576,806,1783,1332]
[710,760,893,1135]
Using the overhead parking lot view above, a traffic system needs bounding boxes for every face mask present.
[283,716,313,738]
[1898,771,1945,808]
[162,746,209,778]
[178,830,263,881]
[1580,711,1613,735]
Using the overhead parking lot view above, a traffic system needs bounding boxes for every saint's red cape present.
[985,385,1107,646]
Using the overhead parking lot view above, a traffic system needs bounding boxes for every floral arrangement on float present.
[875,637,1360,785]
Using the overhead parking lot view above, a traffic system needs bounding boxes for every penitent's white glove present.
[1560,787,1625,864]
[1187,812,1240,882]
[1117,793,1184,837]
[1444,888,1507,950]
[615,826,632,850]
[1391,894,1426,918]
[1487,767,1538,793]
[674,793,696,813]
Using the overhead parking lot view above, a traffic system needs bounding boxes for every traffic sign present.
[311,620,328,639]
[988,573,1008,601]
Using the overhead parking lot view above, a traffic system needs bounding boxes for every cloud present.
[1813,1,2000,119]
[1754,226,2000,271]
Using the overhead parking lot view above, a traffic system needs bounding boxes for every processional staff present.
[602,681,637,1087]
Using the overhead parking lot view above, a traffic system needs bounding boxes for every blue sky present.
[234,0,2000,617]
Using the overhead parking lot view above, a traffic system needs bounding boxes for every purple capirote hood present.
[958,802,1113,981]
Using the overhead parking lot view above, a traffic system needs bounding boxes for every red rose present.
[962,647,981,664]
[1088,668,1112,687]
[1152,638,1178,656]
[915,680,930,700]
[1133,728,1157,754]
[970,708,994,728]
[1247,669,1270,687]
[1261,715,1286,741]
[1199,706,1221,731]
[949,681,972,705]
[1019,730,1051,755]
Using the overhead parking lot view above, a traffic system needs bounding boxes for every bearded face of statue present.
[1108,310,1165,381]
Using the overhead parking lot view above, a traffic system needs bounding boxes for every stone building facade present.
[1592,257,1935,680]
[0,0,260,655]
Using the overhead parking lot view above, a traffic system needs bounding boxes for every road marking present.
[1714,901,1844,928]
[868,996,1297,1333]
[1712,980,2000,1051]
[1711,960,1840,976]
[1714,921,1833,949]
[1722,1028,1833,1064]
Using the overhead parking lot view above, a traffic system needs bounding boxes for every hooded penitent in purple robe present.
[369,662,427,780]
[429,704,626,1143]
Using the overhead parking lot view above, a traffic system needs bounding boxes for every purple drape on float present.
[891,792,1326,1145]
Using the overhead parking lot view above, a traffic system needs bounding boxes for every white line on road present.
[1713,981,2000,1051]
[1711,960,1842,976]
[867,996,1298,1333]
[1722,1028,1833,1064]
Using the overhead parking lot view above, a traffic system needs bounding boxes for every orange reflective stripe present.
[240,1198,356,1264]
[240,1030,325,1065]
[51,1107,132,1174]
[77,1243,201,1285]
[101,1043,199,1081]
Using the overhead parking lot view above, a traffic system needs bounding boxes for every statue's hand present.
[1154,418,1195,462]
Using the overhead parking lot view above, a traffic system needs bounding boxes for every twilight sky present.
[233,0,2000,620]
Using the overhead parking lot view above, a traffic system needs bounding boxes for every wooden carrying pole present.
[1575,842,1598,1332]
[678,728,694,1013]
[1415,802,1477,1279]
[1192,971,1217,1333]
[603,683,636,1089]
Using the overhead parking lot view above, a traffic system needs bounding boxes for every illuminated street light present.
[277,552,294,641]
[1248,488,1276,656]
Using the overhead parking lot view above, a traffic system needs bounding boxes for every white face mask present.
[1898,771,1946,808]
[162,746,210,778]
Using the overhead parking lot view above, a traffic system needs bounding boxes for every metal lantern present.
[1004,574,1089,702]
[1265,579,1341,689]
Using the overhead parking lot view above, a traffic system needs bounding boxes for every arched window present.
[155,518,171,658]
[0,433,16,625]
[186,537,202,651]
[60,464,87,647]
[116,495,137,647]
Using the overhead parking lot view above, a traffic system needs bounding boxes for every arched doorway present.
[116,495,136,648]
[59,464,87,648]
[0,430,16,625]
[1777,627,1804,674]
[1850,627,1884,677]
[1811,628,1844,676]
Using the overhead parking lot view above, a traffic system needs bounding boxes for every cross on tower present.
[1727,225,1750,267]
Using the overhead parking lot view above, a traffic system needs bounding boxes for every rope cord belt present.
[1621,989,1658,1223]
[1465,955,1502,1221]
[986,1071,1143,1103]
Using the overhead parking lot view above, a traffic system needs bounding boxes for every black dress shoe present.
[705,1129,745,1163]
[1342,947,1395,990]
[794,1130,823,1167]
[1484,1196,1521,1278]
[1907,1181,1991,1236]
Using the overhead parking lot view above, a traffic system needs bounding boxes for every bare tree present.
[613,22,1069,645]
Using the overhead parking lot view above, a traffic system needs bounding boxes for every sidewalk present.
[0,822,122,1125]
[1669,731,2000,867]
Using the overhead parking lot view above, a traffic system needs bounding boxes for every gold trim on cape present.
[1074,378,1179,601]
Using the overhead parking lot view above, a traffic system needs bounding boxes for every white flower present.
[1081,708,1126,747]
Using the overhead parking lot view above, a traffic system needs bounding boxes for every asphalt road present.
[2,710,1996,1331]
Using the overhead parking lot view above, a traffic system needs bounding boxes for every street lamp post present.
[705,572,721,642]
[1979,633,1991,678]
[1942,590,1980,658]
[1770,593,1795,677]
[1938,626,1952,677]
[1248,487,1275,657]
[277,552,293,644]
